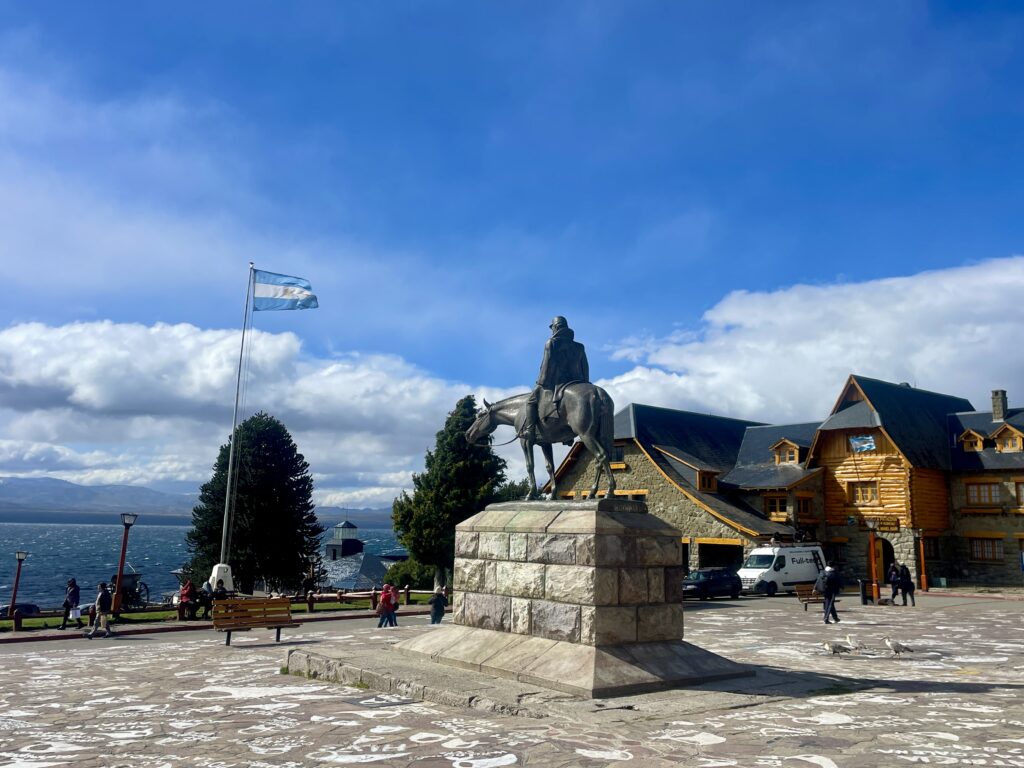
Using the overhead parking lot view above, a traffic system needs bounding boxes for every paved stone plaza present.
[0,593,1021,767]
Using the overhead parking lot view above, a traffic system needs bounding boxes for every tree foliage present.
[392,395,506,584]
[186,412,324,594]
[384,558,439,591]
[495,477,532,502]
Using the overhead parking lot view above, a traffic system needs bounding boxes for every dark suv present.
[681,568,742,600]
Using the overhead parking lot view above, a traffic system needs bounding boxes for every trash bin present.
[858,578,872,605]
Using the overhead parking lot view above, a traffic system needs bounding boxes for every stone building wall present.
[947,474,1024,586]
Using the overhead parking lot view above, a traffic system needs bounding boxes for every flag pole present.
[217,262,255,574]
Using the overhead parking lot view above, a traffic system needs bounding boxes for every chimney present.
[992,389,1008,422]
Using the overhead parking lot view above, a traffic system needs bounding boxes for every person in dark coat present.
[60,578,84,630]
[898,564,916,607]
[427,587,448,625]
[887,562,901,603]
[814,565,842,624]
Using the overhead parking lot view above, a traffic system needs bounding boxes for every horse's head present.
[465,398,497,445]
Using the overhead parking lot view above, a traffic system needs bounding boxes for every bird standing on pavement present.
[823,641,854,655]
[845,635,866,653]
[882,636,914,658]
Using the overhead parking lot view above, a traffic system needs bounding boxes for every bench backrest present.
[794,584,815,597]
[212,597,292,628]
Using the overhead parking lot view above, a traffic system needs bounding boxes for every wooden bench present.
[795,584,825,610]
[211,597,299,646]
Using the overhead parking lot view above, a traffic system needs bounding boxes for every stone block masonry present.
[452,498,685,646]
[396,497,750,698]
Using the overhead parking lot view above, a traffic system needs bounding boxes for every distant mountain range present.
[0,477,392,527]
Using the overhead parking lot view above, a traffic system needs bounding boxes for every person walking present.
[887,562,901,604]
[427,587,448,625]
[814,564,842,624]
[87,582,113,639]
[898,564,916,607]
[60,578,84,630]
[376,584,398,628]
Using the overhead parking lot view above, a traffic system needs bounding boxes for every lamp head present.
[865,518,878,531]
[121,513,139,527]
[15,551,27,561]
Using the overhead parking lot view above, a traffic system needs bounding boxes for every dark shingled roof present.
[848,376,974,471]
[608,403,791,537]
[721,422,823,490]
[948,408,1024,472]
[641,445,794,537]
[818,401,880,431]
[614,403,765,473]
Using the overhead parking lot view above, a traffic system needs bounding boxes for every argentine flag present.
[849,434,876,453]
[253,270,319,311]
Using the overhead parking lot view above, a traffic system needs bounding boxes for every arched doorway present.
[873,537,895,581]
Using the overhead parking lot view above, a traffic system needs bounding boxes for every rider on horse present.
[522,316,589,444]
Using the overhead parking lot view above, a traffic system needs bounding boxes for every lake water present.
[0,523,399,609]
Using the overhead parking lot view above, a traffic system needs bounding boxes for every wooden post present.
[370,588,378,610]
[868,529,880,603]
[336,591,344,605]
[917,533,929,591]
[404,585,411,605]
[306,591,315,613]
[12,609,23,632]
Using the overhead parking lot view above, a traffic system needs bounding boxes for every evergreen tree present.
[495,477,532,502]
[392,395,506,587]
[186,412,324,594]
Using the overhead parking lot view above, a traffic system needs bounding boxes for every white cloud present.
[0,321,481,506]
[602,257,1024,422]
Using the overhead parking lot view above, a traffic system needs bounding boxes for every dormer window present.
[990,425,1024,453]
[698,471,718,492]
[771,439,800,465]
[959,429,986,452]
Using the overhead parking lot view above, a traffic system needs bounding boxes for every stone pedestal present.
[395,498,750,698]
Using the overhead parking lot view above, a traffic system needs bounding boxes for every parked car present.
[681,568,742,600]
[0,603,41,616]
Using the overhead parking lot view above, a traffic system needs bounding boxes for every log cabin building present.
[552,374,1024,588]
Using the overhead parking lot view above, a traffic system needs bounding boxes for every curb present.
[0,607,438,645]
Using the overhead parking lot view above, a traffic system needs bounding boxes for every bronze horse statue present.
[465,384,616,500]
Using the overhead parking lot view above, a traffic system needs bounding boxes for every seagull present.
[882,636,915,658]
[845,635,866,653]
[822,641,854,655]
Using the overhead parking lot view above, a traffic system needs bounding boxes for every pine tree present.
[186,412,324,594]
[392,395,506,587]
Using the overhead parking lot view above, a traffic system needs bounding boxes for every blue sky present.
[1,3,1023,505]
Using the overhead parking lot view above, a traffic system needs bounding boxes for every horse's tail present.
[596,386,615,454]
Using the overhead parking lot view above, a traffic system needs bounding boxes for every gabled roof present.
[614,403,765,473]
[816,376,974,471]
[638,440,794,537]
[989,422,1024,439]
[721,422,823,490]
[949,408,1024,471]
[653,445,718,473]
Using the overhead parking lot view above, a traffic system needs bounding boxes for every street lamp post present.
[7,551,27,618]
[865,518,880,603]
[112,513,139,614]
[914,528,929,591]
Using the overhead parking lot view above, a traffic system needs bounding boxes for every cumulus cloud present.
[602,257,1024,422]
[0,321,488,505]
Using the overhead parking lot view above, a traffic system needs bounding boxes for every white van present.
[738,544,826,597]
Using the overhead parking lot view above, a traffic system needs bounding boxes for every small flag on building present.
[253,270,319,311]
[849,435,876,453]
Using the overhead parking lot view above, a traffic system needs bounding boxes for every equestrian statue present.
[465,316,616,500]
